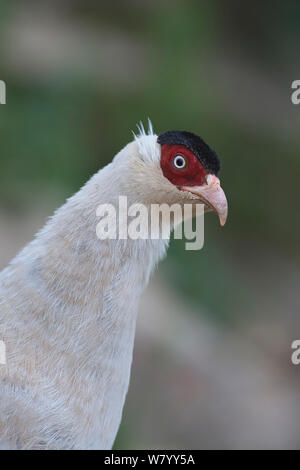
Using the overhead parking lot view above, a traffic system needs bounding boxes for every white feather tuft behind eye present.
[147,117,154,135]
[132,118,160,165]
[132,118,154,139]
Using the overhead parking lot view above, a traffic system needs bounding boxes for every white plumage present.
[0,121,227,449]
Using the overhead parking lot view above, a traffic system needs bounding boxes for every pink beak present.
[180,174,228,226]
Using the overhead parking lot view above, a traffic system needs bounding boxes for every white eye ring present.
[173,155,186,169]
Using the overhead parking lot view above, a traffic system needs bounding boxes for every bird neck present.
[0,157,169,449]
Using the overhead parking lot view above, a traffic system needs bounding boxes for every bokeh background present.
[1,0,300,449]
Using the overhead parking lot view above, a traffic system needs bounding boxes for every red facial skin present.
[160,144,207,187]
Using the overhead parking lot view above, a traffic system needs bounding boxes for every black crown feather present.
[157,130,220,175]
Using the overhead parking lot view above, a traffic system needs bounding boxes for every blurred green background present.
[1,0,300,449]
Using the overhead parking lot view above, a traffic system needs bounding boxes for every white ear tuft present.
[147,117,154,135]
[132,119,154,140]
[133,119,160,164]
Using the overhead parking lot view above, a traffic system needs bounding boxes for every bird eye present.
[173,155,186,169]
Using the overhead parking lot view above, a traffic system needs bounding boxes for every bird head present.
[157,129,227,226]
[113,122,228,226]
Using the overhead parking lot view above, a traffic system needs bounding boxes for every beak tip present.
[219,214,227,227]
[219,208,228,227]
